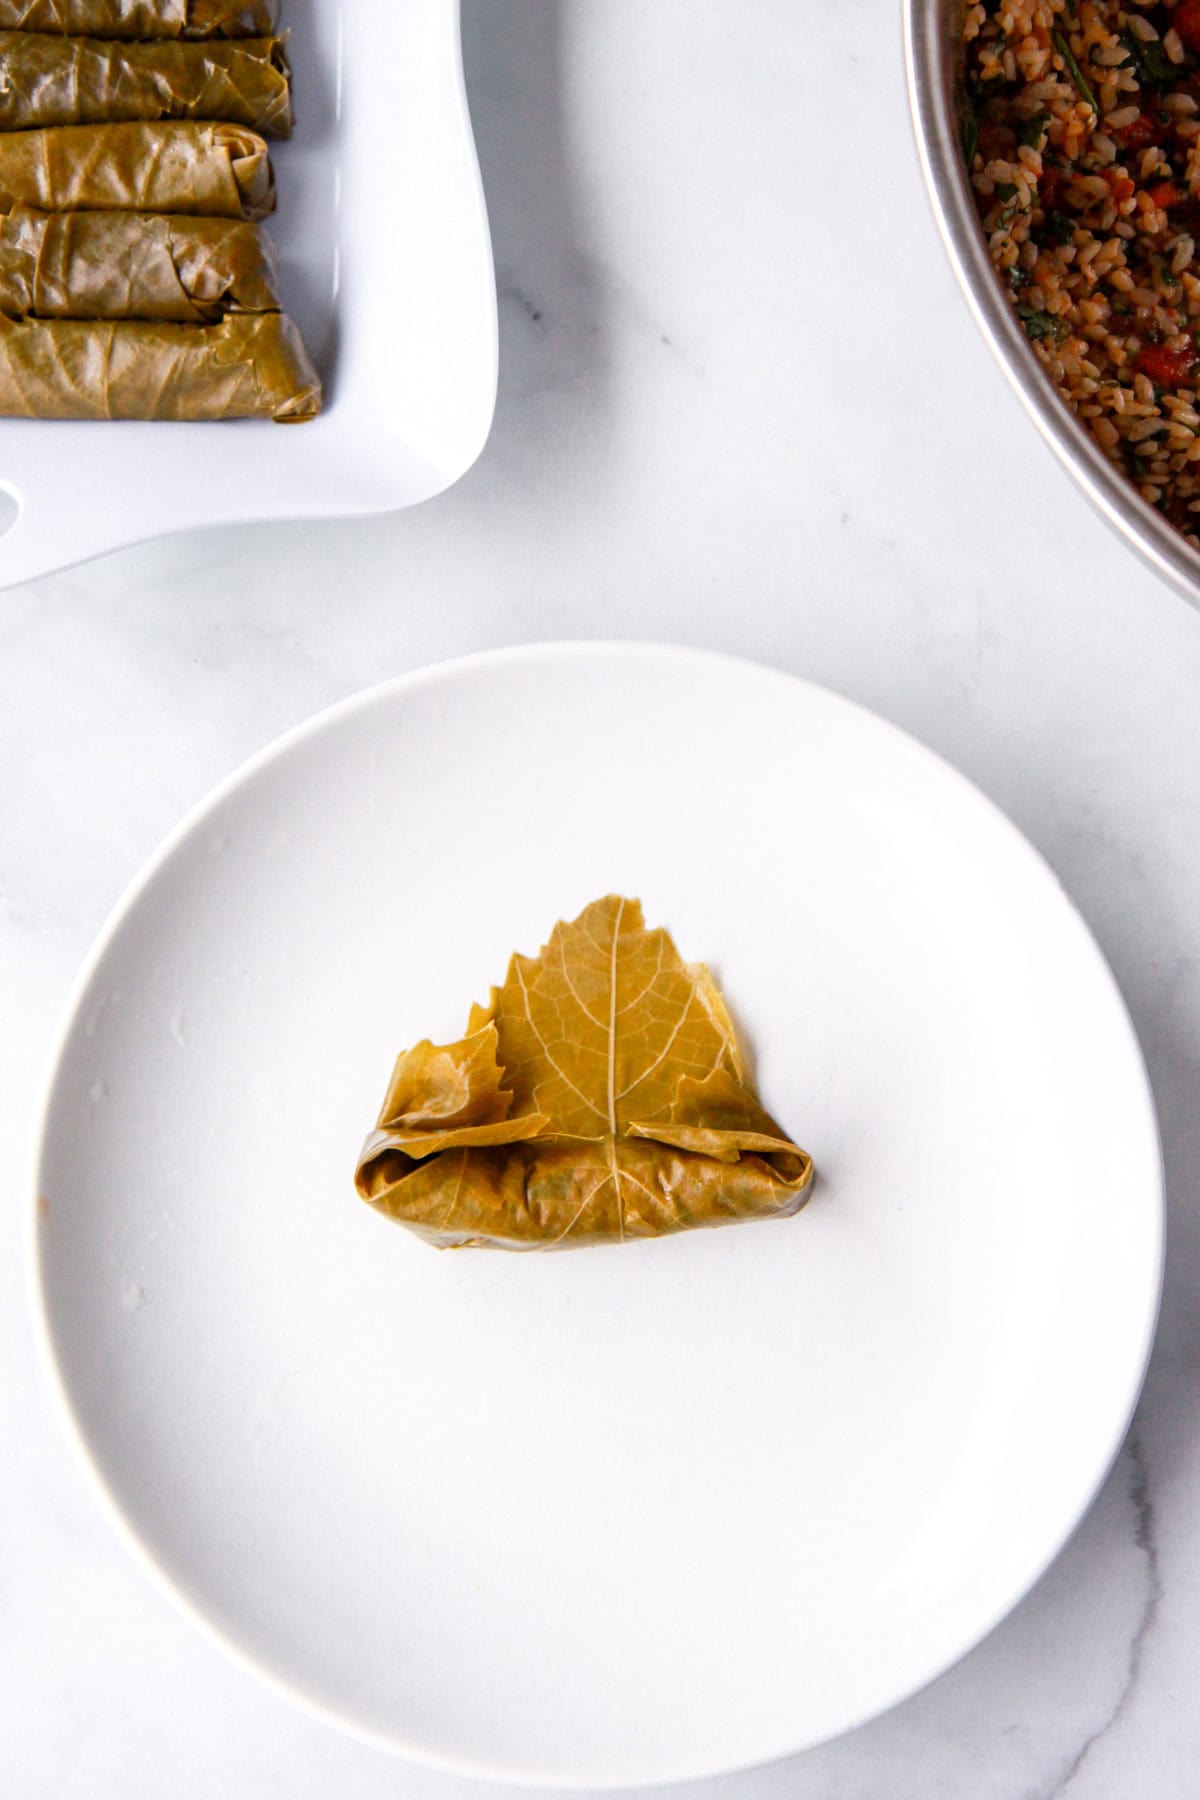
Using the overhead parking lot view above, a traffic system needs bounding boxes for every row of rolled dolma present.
[0,1,321,422]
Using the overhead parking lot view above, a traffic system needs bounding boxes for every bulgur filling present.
[963,0,1200,544]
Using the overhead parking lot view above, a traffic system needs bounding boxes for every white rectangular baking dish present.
[0,0,497,588]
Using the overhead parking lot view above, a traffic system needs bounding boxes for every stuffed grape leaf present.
[356,895,814,1250]
[0,32,292,136]
[0,206,280,321]
[0,122,275,219]
[0,310,320,418]
[0,1,275,35]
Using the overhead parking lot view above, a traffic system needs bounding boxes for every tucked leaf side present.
[362,1023,551,1163]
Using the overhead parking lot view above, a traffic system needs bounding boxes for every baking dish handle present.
[0,480,127,591]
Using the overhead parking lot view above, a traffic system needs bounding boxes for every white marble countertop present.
[4,3,1199,1795]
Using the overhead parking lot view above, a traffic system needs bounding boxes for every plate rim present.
[27,640,1166,1787]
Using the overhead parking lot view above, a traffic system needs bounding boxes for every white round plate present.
[31,644,1163,1789]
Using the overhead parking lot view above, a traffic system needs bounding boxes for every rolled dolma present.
[0,123,273,220]
[0,32,292,136]
[0,1,275,35]
[0,311,321,419]
[0,207,280,321]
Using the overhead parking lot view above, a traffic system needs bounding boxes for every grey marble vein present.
[1040,1436,1163,1800]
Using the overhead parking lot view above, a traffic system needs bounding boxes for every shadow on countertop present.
[461,0,613,503]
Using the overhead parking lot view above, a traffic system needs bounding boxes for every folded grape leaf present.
[356,895,814,1250]
[0,2,276,36]
[0,207,281,322]
[0,311,321,419]
[0,123,275,221]
[0,32,293,137]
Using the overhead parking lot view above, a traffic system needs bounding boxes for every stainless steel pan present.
[904,0,1200,604]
